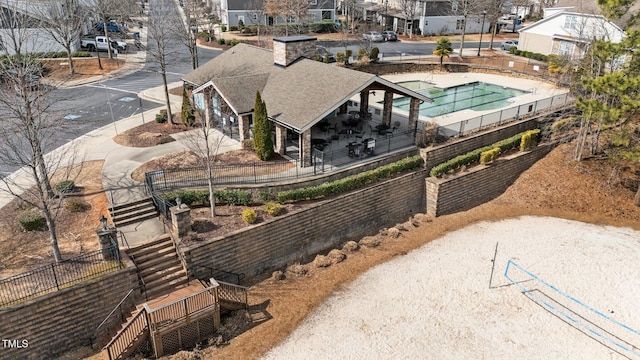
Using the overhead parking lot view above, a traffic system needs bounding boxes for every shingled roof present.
[184,42,430,132]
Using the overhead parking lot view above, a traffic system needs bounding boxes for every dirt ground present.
[42,58,124,84]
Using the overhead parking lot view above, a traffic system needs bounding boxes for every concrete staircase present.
[126,235,188,299]
[110,198,158,227]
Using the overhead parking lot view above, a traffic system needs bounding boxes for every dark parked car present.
[382,31,397,41]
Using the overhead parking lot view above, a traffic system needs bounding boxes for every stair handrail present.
[217,280,249,309]
[92,288,137,349]
[191,263,245,285]
[167,232,189,278]
[119,230,148,301]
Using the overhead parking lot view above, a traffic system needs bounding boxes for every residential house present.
[182,35,430,167]
[219,0,336,27]
[517,8,625,59]
[0,0,95,55]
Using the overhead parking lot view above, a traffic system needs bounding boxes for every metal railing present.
[92,288,139,350]
[426,93,574,141]
[144,160,305,193]
[190,263,245,285]
[0,244,122,308]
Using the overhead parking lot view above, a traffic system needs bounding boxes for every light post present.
[383,0,388,30]
[477,10,486,57]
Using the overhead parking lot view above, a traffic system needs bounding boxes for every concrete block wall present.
[182,170,428,281]
[0,256,138,360]
[425,145,552,216]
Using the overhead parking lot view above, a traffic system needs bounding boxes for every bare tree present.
[147,0,184,124]
[180,107,225,217]
[484,0,507,50]
[174,0,199,70]
[246,0,267,46]
[36,0,87,75]
[93,0,137,59]
[451,0,486,58]
[265,0,309,35]
[398,0,418,38]
[0,3,82,262]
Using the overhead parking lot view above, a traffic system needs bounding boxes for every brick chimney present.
[273,35,317,67]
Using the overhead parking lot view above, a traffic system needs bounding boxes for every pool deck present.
[364,72,570,128]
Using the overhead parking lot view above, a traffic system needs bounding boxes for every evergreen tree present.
[253,91,274,160]
[181,87,195,127]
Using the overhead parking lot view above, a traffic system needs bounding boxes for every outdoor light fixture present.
[477,10,487,57]
[99,215,108,230]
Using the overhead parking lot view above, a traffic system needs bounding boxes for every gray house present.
[183,35,431,167]
[220,0,336,27]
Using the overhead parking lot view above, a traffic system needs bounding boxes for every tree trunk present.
[66,50,75,75]
[207,162,216,217]
[43,204,62,262]
[458,15,467,58]
[634,185,640,207]
[161,69,174,124]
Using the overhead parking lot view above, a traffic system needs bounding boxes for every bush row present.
[276,155,424,203]
[217,38,240,46]
[160,189,252,206]
[509,47,548,62]
[429,132,526,177]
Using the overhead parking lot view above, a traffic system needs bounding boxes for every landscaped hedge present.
[276,155,424,203]
[520,129,540,151]
[18,209,45,231]
[429,132,526,177]
[160,189,252,206]
[509,47,548,62]
[480,147,500,165]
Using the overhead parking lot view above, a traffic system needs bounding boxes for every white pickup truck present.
[80,36,125,52]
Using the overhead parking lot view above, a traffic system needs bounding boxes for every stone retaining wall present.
[425,145,553,216]
[0,255,138,360]
[182,170,428,281]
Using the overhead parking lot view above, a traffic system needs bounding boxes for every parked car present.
[363,31,383,42]
[381,30,397,41]
[316,46,336,63]
[80,36,119,53]
[96,22,121,33]
[500,40,518,50]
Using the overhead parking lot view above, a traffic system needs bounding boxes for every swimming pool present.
[390,81,528,117]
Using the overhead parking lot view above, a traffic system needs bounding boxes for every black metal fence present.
[145,160,309,193]
[0,243,122,308]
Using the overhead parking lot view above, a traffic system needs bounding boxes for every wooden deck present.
[142,282,207,310]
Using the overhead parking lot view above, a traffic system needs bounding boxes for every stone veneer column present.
[96,227,118,261]
[382,91,393,126]
[408,98,421,144]
[171,204,191,238]
[359,91,370,118]
[239,114,251,141]
[275,124,287,155]
[300,129,312,167]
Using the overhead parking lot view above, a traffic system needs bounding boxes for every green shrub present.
[276,155,423,202]
[155,109,167,123]
[310,21,337,33]
[264,201,285,216]
[242,208,257,224]
[369,47,379,61]
[258,191,274,202]
[216,189,252,205]
[160,189,252,206]
[221,25,227,32]
[18,209,45,231]
[480,147,500,165]
[345,49,353,58]
[65,198,91,212]
[229,39,240,46]
[357,48,368,60]
[229,26,238,31]
[218,38,226,45]
[237,19,244,29]
[55,180,75,193]
[197,31,211,40]
[520,129,540,151]
[336,52,346,63]
[429,132,526,177]
[551,118,573,133]
[71,51,92,57]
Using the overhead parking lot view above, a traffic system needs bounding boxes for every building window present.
[564,15,577,30]
[558,41,573,56]
[456,19,464,30]
[287,16,295,23]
